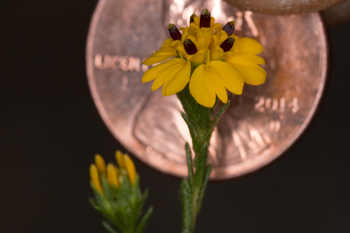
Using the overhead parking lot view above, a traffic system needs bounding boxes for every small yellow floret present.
[90,164,104,194]
[107,163,119,188]
[124,155,137,185]
[95,154,106,174]
[115,150,126,168]
[141,10,266,108]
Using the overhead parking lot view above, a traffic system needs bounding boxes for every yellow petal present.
[90,164,103,194]
[232,37,264,55]
[124,155,137,185]
[189,49,207,64]
[143,55,170,66]
[142,59,177,83]
[210,17,215,27]
[162,60,191,96]
[187,24,199,38]
[197,28,212,49]
[233,64,267,86]
[191,15,200,26]
[216,30,228,45]
[212,23,222,33]
[107,164,119,188]
[209,61,244,95]
[207,69,228,103]
[143,47,177,66]
[161,38,174,48]
[225,54,265,65]
[189,65,216,108]
[94,154,106,174]
[151,59,184,91]
[158,46,176,53]
[115,150,125,168]
[210,46,224,60]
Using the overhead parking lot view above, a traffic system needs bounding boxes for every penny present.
[224,0,344,14]
[86,0,327,179]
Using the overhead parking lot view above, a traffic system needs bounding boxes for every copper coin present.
[86,0,327,179]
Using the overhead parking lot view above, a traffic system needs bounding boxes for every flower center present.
[167,9,237,64]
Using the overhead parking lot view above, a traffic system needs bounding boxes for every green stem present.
[177,87,229,233]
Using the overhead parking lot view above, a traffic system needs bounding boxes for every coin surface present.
[86,0,327,179]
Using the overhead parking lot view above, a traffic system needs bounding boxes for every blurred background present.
[2,0,350,232]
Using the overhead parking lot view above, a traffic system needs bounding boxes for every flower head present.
[89,151,137,193]
[89,151,152,233]
[142,9,266,108]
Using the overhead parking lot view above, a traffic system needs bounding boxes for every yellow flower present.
[89,154,152,233]
[90,164,103,194]
[94,154,106,174]
[142,9,266,108]
[89,151,138,195]
[107,163,119,188]
[124,154,136,185]
[115,150,126,168]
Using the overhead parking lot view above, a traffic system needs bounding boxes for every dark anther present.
[220,37,235,52]
[223,21,235,36]
[183,39,198,55]
[190,14,196,24]
[200,9,211,28]
[168,24,182,40]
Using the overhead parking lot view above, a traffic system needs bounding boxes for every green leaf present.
[90,182,104,200]
[180,179,193,233]
[135,207,153,233]
[185,143,193,185]
[197,165,212,214]
[210,101,230,133]
[102,221,119,233]
[192,149,208,190]
[89,198,102,212]
[177,86,211,132]
[101,176,114,201]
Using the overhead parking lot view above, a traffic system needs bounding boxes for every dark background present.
[3,1,350,233]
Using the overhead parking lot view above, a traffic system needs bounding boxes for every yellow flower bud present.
[94,154,106,174]
[115,150,125,168]
[107,163,119,188]
[124,155,137,185]
[90,164,103,194]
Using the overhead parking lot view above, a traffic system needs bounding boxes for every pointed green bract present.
[89,153,152,233]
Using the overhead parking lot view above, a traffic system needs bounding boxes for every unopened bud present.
[200,9,211,28]
[223,21,235,36]
[220,37,235,52]
[168,24,182,40]
[94,154,106,173]
[183,39,198,55]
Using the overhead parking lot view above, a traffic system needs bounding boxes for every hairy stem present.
[177,87,229,233]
